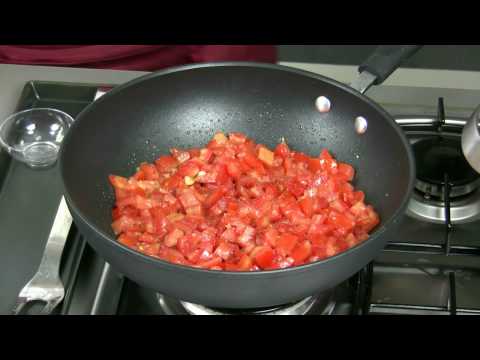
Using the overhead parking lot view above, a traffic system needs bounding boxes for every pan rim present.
[59,61,416,278]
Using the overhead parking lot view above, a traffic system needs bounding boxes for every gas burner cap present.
[395,116,480,224]
[406,189,480,224]
[156,292,336,315]
[412,137,480,199]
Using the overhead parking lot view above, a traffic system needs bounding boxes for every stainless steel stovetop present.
[1,80,480,315]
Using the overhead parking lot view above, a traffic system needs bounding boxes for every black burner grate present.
[353,98,480,315]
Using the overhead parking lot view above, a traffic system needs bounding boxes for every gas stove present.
[2,79,480,315]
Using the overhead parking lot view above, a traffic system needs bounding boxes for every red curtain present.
[0,45,277,71]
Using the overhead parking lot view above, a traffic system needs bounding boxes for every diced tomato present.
[229,132,247,144]
[330,199,349,213]
[112,207,121,220]
[110,132,379,271]
[283,157,294,176]
[155,156,178,172]
[170,148,190,163]
[185,204,203,216]
[178,188,201,209]
[166,212,185,223]
[204,187,227,208]
[225,254,252,271]
[270,256,295,269]
[254,246,275,269]
[357,206,380,232]
[226,160,243,179]
[115,206,141,219]
[165,228,184,247]
[139,233,157,243]
[237,226,255,247]
[118,233,138,247]
[291,241,312,265]
[238,175,256,188]
[308,216,334,236]
[325,238,339,257]
[209,164,229,185]
[133,169,146,181]
[163,173,182,190]
[214,242,238,261]
[269,202,282,222]
[160,248,189,265]
[177,233,197,256]
[308,158,322,173]
[188,148,201,158]
[276,233,298,256]
[264,228,279,247]
[220,227,237,242]
[136,196,154,210]
[264,184,279,199]
[319,149,338,171]
[243,153,265,172]
[177,161,200,178]
[353,191,365,203]
[243,241,256,255]
[109,175,129,189]
[199,148,214,163]
[150,208,168,235]
[274,142,290,158]
[237,159,252,173]
[227,201,239,215]
[209,265,223,271]
[319,149,333,161]
[255,215,270,229]
[350,201,367,216]
[139,163,160,180]
[314,197,329,212]
[137,180,159,194]
[310,233,329,247]
[249,185,264,198]
[286,178,307,197]
[139,243,161,256]
[293,152,309,163]
[356,232,370,242]
[299,197,314,217]
[344,233,357,247]
[197,256,223,269]
[338,163,355,181]
[112,216,142,234]
[328,211,356,231]
[113,188,129,201]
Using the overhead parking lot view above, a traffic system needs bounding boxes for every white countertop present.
[1,62,480,121]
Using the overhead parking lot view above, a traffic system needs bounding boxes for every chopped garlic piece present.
[184,176,195,186]
[214,132,227,144]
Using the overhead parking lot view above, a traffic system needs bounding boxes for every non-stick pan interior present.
[61,64,412,243]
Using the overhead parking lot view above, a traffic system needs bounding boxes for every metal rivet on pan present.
[354,116,368,134]
[315,96,331,113]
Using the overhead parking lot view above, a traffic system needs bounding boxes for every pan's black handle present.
[350,45,422,94]
[359,45,422,85]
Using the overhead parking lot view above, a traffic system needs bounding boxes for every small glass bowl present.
[0,108,74,168]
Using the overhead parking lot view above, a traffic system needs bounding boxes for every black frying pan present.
[60,45,420,308]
